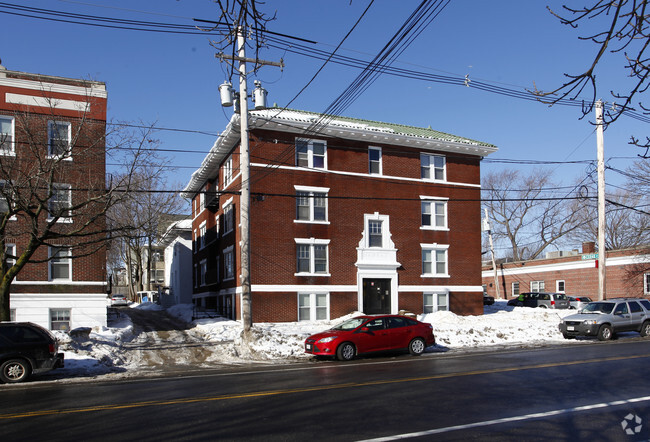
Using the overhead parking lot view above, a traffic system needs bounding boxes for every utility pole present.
[217,27,283,334]
[483,209,501,299]
[596,100,606,301]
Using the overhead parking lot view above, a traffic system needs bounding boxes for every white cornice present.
[0,77,107,99]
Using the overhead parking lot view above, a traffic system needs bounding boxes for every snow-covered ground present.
[50,301,581,382]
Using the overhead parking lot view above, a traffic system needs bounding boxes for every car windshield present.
[581,302,614,314]
[331,317,367,331]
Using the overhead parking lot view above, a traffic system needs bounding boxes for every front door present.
[363,279,391,314]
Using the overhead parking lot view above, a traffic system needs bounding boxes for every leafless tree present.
[482,169,582,261]
[533,1,650,156]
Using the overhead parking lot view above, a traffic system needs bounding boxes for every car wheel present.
[538,305,548,309]
[336,342,355,361]
[408,338,426,356]
[641,321,650,337]
[0,359,31,383]
[597,324,613,341]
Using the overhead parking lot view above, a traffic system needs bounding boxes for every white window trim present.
[294,185,330,224]
[223,203,234,235]
[49,246,72,282]
[297,292,330,321]
[420,243,450,278]
[556,280,565,293]
[296,138,328,170]
[47,183,72,223]
[423,291,449,313]
[47,120,72,160]
[420,196,449,231]
[644,273,650,295]
[530,281,545,292]
[0,115,15,156]
[361,213,394,250]
[512,281,520,296]
[295,238,331,277]
[50,308,71,331]
[369,146,382,175]
[199,221,207,250]
[223,156,233,187]
[420,153,446,182]
[5,243,16,282]
[223,245,235,281]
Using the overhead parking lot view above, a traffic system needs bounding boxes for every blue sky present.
[1,0,646,195]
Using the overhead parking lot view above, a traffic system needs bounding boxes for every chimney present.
[582,242,596,254]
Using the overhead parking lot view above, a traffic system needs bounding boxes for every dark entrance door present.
[363,279,391,314]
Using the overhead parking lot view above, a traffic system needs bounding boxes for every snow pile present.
[52,301,580,381]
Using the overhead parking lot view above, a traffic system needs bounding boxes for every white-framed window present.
[5,244,16,281]
[200,259,207,286]
[149,269,164,285]
[215,214,221,238]
[530,280,545,292]
[298,293,329,321]
[50,308,71,331]
[421,198,448,229]
[48,121,71,158]
[223,156,233,187]
[512,281,520,296]
[644,273,650,295]
[224,246,234,280]
[421,153,445,181]
[223,203,234,234]
[199,189,205,212]
[199,221,207,250]
[0,180,12,215]
[0,115,15,155]
[296,138,327,169]
[49,246,71,281]
[361,213,393,250]
[295,185,328,223]
[295,238,330,276]
[368,220,383,248]
[556,280,565,293]
[369,146,382,175]
[48,183,72,220]
[423,292,449,313]
[421,244,449,277]
[193,229,198,253]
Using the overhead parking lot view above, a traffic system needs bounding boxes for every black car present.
[483,294,495,305]
[0,322,64,383]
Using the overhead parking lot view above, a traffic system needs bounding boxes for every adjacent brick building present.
[0,64,108,330]
[182,109,497,322]
[482,242,650,300]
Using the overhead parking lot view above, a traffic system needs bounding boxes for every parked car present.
[568,296,593,310]
[110,294,128,306]
[0,322,64,383]
[483,294,495,305]
[305,314,436,361]
[507,292,570,309]
[559,298,650,341]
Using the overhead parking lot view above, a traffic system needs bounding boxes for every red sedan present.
[304,314,436,361]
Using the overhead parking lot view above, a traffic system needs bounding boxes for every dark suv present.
[0,322,64,383]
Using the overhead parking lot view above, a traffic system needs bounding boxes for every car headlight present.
[583,320,597,325]
[317,336,338,344]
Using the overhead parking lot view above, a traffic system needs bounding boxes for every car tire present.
[408,338,426,356]
[0,358,31,383]
[336,342,355,361]
[640,321,650,337]
[538,305,548,309]
[597,324,613,341]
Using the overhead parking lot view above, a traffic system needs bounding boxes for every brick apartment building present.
[482,242,650,300]
[0,64,108,330]
[181,108,498,322]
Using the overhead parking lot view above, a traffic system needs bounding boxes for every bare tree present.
[533,1,650,156]
[482,169,582,261]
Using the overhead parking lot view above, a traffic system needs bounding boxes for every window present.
[0,180,11,214]
[10,309,15,322]
[49,247,71,281]
[298,293,328,321]
[421,245,448,277]
[295,186,328,223]
[0,116,14,154]
[512,281,520,296]
[149,269,164,284]
[556,280,565,293]
[199,189,205,212]
[368,220,383,248]
[421,199,447,229]
[199,221,207,249]
[5,244,15,275]
[296,239,329,275]
[48,121,71,158]
[223,204,234,234]
[645,273,650,295]
[50,309,71,331]
[420,154,445,180]
[223,156,233,187]
[200,259,207,286]
[614,302,629,315]
[530,281,545,292]
[369,147,382,175]
[224,247,234,280]
[48,184,72,219]
[193,229,198,253]
[423,293,449,313]
[215,215,220,238]
[296,139,326,169]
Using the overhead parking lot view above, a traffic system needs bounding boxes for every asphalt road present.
[3,340,650,441]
